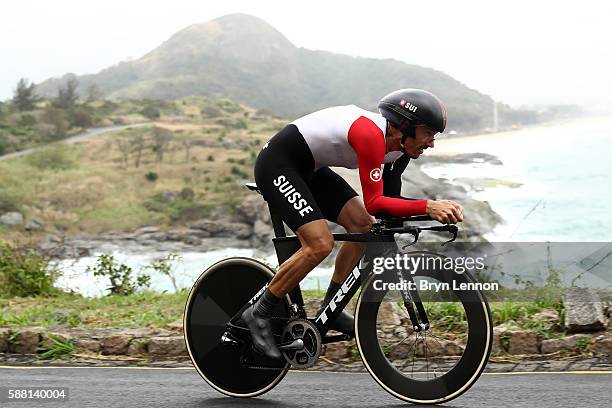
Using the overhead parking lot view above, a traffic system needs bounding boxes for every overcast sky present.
[2,0,611,109]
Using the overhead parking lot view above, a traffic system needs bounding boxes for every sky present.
[2,0,612,110]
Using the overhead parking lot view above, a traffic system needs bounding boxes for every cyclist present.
[242,89,464,358]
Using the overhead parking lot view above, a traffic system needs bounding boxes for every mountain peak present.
[149,13,295,65]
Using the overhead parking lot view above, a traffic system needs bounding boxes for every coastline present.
[432,114,612,154]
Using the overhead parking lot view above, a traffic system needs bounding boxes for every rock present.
[148,336,187,356]
[0,328,10,353]
[24,219,44,231]
[188,219,252,239]
[127,338,149,355]
[252,219,273,242]
[443,340,465,356]
[377,302,403,326]
[564,287,606,333]
[491,329,503,354]
[0,211,24,226]
[541,334,591,354]
[590,334,612,356]
[323,341,352,360]
[75,339,100,353]
[236,195,268,224]
[135,226,160,235]
[158,191,179,203]
[11,329,41,354]
[166,319,183,332]
[100,334,133,355]
[533,309,560,322]
[505,330,539,355]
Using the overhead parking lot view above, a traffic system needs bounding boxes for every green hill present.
[35,13,535,131]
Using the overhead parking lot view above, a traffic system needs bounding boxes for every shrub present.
[141,105,161,120]
[87,254,151,296]
[207,155,214,162]
[145,171,158,182]
[0,241,60,297]
[70,109,93,128]
[18,113,37,127]
[26,146,75,170]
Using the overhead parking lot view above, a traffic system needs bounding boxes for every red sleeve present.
[348,116,428,216]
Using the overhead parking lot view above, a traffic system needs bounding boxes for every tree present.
[86,83,102,102]
[130,134,146,168]
[151,126,173,163]
[56,77,79,109]
[12,78,39,111]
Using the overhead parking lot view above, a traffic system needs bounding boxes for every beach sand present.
[431,114,612,155]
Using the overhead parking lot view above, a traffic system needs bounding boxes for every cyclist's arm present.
[382,154,410,197]
[348,117,427,216]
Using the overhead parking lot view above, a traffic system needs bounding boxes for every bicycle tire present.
[184,257,290,397]
[355,252,493,404]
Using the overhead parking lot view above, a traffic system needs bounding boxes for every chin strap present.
[399,123,416,149]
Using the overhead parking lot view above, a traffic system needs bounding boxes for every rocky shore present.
[31,152,506,260]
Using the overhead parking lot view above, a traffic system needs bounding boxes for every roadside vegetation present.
[1,85,284,238]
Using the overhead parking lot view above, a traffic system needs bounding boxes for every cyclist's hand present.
[426,200,464,224]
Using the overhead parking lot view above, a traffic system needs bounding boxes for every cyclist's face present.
[403,125,437,158]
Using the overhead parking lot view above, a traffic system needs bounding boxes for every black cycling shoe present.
[241,306,282,359]
[319,309,355,336]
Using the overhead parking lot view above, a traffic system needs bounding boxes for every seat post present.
[268,205,286,238]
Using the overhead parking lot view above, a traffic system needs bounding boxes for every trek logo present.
[315,268,361,324]
[399,99,417,113]
[369,167,382,182]
[249,283,269,305]
[273,175,314,216]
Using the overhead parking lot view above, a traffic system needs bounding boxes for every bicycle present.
[184,182,493,404]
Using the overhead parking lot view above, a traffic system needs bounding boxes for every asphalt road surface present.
[1,366,610,407]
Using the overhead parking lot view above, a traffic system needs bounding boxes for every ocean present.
[421,116,612,242]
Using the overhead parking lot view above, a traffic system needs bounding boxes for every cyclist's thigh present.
[254,135,324,232]
[308,167,358,224]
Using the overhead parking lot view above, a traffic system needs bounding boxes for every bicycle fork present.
[395,268,430,332]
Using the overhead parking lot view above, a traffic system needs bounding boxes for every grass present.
[38,334,76,360]
[0,291,188,328]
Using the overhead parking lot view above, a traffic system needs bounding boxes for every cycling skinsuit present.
[254,105,428,231]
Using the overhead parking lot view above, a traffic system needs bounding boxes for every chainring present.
[281,319,322,369]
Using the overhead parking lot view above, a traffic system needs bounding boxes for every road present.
[0,123,148,162]
[0,366,610,407]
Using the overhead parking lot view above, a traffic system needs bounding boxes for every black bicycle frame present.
[228,191,454,340]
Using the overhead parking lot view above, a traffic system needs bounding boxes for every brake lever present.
[442,225,458,246]
[402,228,421,250]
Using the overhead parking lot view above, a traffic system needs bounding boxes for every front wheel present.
[355,253,493,404]
[184,257,290,397]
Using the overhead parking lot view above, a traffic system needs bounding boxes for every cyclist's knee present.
[302,234,334,264]
[345,216,373,234]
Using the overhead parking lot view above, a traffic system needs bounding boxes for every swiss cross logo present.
[399,99,406,107]
[369,167,382,182]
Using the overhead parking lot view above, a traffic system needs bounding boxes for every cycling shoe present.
[318,309,355,336]
[241,306,282,359]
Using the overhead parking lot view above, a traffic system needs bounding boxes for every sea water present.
[421,116,612,242]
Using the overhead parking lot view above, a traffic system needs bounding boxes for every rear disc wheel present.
[184,257,290,397]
